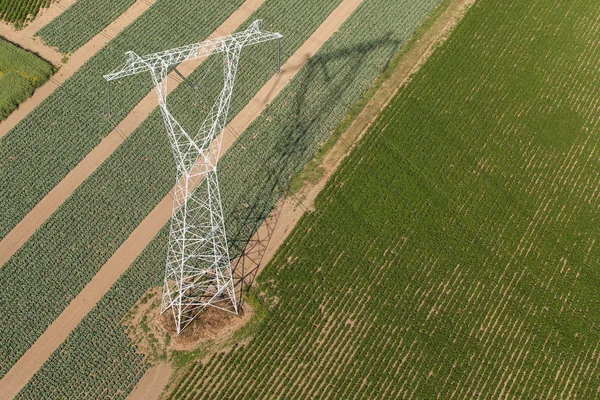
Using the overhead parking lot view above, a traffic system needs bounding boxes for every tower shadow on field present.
[223,32,402,307]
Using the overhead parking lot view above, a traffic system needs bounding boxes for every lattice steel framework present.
[104,21,282,333]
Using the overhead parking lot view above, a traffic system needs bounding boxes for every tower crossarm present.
[103,20,282,82]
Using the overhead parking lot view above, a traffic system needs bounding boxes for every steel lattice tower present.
[104,21,282,333]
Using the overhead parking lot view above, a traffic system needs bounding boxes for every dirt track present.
[17,0,78,37]
[0,0,76,65]
[127,363,173,400]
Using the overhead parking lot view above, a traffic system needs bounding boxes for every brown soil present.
[0,0,473,398]
[123,287,254,362]
[0,0,74,66]
[124,287,254,400]
[127,363,173,400]
[0,22,62,64]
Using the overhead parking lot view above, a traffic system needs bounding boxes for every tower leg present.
[161,168,237,333]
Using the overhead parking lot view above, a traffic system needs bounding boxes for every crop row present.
[0,0,50,26]
[173,0,600,398]
[2,0,345,384]
[14,0,442,397]
[0,0,245,241]
[36,0,136,54]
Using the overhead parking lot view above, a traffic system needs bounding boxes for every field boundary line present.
[0,0,158,138]
[0,0,78,63]
[0,0,363,397]
[0,21,64,64]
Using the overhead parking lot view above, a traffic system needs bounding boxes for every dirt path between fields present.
[0,0,77,64]
[127,363,173,400]
[0,0,363,397]
[0,21,63,64]
[0,0,158,139]
[19,0,78,36]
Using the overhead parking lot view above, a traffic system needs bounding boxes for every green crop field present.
[36,0,136,53]
[5,0,598,398]
[164,0,600,398]
[0,0,51,27]
[0,38,53,120]
[12,0,440,397]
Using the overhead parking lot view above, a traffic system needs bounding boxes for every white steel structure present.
[104,21,282,333]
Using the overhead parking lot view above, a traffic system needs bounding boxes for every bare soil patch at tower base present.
[123,287,255,364]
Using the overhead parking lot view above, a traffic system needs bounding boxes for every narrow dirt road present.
[18,0,78,37]
[127,363,173,400]
[0,0,363,397]
[0,0,158,138]
[0,22,63,64]
[0,0,77,64]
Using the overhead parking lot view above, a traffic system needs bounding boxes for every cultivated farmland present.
[0,37,53,120]
[0,0,247,378]
[10,0,441,397]
[168,0,600,398]
[2,0,598,398]
[0,0,246,241]
[36,0,137,53]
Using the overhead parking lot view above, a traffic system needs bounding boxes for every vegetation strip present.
[15,0,440,397]
[0,37,55,121]
[36,0,137,54]
[0,1,361,396]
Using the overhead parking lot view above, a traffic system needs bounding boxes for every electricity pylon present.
[104,21,282,334]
